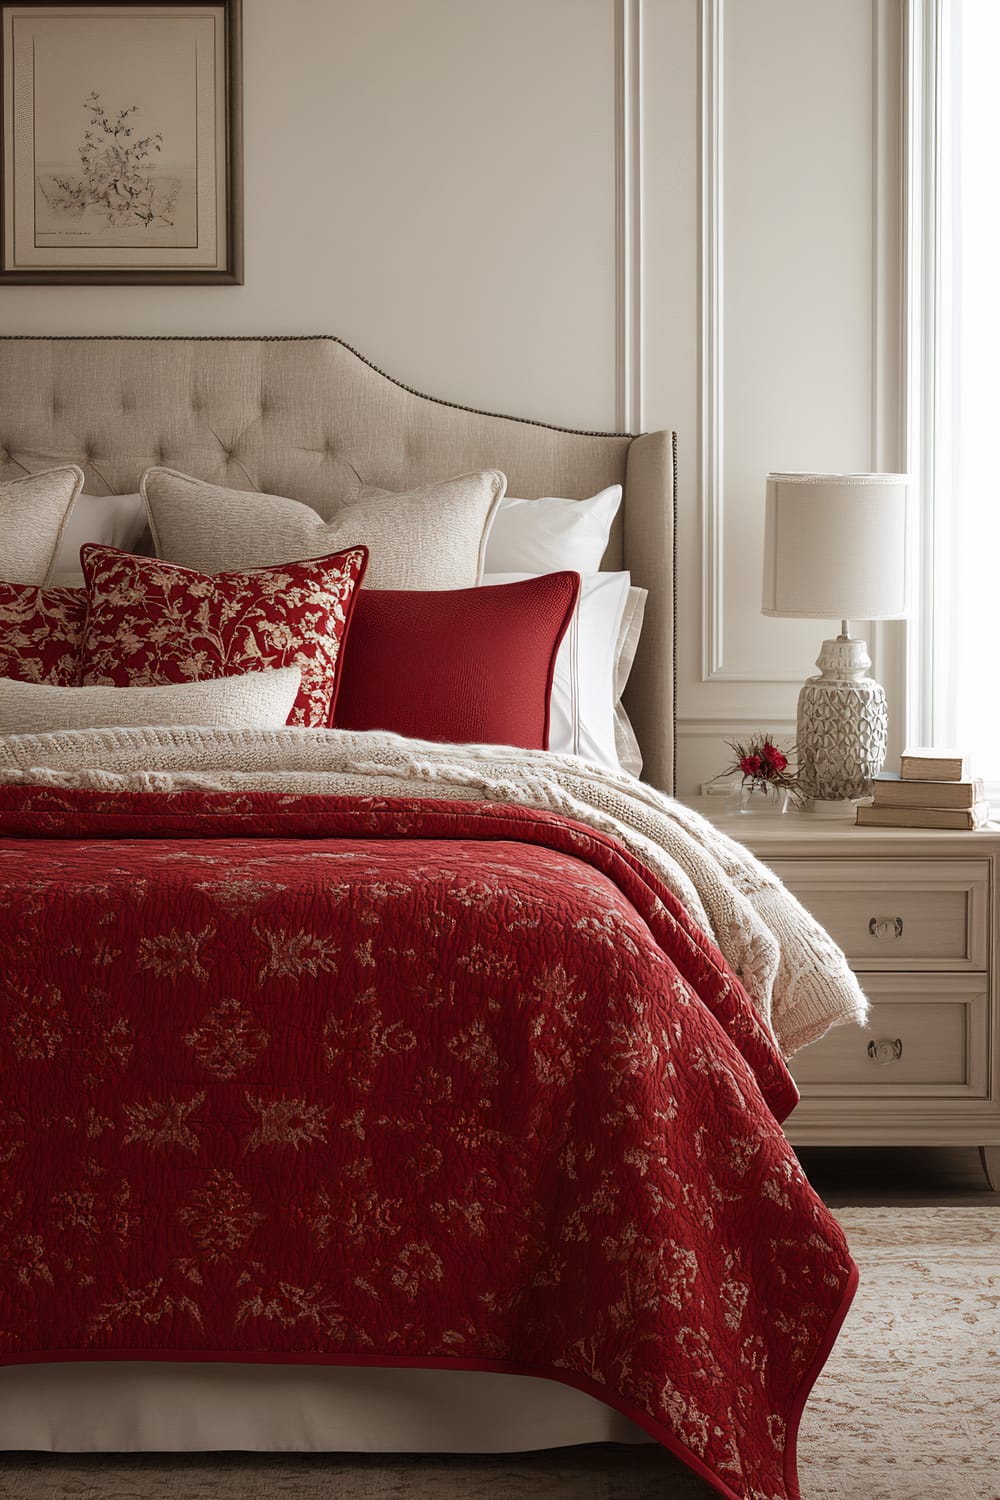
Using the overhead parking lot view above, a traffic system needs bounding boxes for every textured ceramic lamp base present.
[796,636,889,804]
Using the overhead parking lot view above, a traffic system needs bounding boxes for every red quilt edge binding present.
[3,1259,859,1500]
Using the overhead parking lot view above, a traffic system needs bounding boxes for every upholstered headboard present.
[0,336,676,791]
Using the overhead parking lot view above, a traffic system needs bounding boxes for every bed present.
[0,337,864,1500]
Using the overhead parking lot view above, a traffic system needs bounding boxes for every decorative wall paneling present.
[650,0,906,793]
[0,0,902,793]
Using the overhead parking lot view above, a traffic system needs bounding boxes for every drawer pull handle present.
[868,916,904,939]
[867,1037,903,1065]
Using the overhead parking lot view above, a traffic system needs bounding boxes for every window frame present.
[905,0,999,801]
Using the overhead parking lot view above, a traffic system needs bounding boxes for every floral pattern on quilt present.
[0,580,86,686]
[77,544,369,727]
[0,786,857,1500]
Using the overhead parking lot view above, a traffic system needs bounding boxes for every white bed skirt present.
[0,1364,651,1453]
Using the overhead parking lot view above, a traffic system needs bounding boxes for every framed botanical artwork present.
[0,1,242,283]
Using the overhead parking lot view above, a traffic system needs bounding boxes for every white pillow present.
[0,668,302,737]
[142,467,506,590]
[49,491,149,586]
[484,571,632,770]
[483,485,622,574]
[0,466,85,587]
[613,586,648,776]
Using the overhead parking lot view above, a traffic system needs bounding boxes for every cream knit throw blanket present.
[0,725,868,1057]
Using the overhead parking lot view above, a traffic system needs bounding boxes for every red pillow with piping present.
[333,572,580,749]
[78,544,368,728]
[0,580,86,687]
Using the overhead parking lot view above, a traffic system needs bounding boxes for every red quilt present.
[0,786,856,1500]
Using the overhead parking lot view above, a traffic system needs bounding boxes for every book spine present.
[872,779,982,810]
[856,804,988,830]
[899,757,968,782]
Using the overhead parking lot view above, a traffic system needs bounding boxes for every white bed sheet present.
[0,1365,651,1453]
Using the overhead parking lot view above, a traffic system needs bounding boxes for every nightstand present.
[688,800,1000,1189]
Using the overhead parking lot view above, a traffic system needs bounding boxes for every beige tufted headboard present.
[0,336,676,791]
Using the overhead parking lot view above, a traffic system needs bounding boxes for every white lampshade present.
[761,472,909,620]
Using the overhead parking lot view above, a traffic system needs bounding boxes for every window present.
[917,0,1000,789]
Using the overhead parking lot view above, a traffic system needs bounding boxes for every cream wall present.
[0,0,620,428]
[667,0,905,793]
[0,0,903,793]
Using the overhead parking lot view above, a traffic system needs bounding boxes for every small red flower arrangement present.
[715,734,802,801]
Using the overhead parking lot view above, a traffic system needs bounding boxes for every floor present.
[796,1143,1000,1206]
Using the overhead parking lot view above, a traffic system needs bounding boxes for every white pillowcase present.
[49,491,149,586]
[0,668,302,737]
[484,485,622,574]
[484,571,634,770]
[613,586,648,776]
[0,466,85,586]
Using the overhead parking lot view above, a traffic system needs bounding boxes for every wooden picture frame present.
[0,0,242,283]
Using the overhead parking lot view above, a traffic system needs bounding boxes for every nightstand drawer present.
[767,858,989,969]
[790,974,990,1095]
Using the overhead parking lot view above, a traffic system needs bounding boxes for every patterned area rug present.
[797,1206,1000,1500]
[2,1207,996,1500]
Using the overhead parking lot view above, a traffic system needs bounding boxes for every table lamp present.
[761,471,909,812]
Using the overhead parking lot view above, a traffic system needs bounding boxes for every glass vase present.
[739,781,790,816]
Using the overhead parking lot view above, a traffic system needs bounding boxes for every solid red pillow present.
[0,580,86,686]
[79,544,369,728]
[333,572,580,749]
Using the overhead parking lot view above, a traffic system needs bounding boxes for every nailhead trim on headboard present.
[0,334,636,441]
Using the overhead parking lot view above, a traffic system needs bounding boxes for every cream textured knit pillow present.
[141,467,507,589]
[0,667,302,737]
[0,466,86,586]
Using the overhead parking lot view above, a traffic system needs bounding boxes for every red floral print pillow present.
[0,580,86,687]
[78,544,369,728]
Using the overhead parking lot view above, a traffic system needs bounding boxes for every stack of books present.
[856,748,991,829]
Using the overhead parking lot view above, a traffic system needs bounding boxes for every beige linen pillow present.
[0,466,86,586]
[0,667,302,737]
[141,467,507,589]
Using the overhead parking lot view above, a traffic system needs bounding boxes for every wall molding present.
[615,0,644,434]
[696,0,800,685]
[695,1,797,687]
[903,0,941,752]
[695,0,903,692]
[869,0,908,767]
[871,0,907,473]
[677,717,796,738]
[698,0,725,681]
